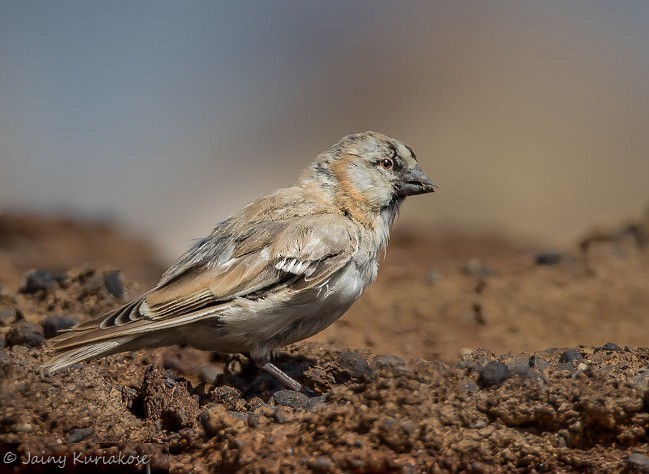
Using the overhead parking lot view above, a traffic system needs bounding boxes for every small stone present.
[576,363,589,371]
[559,349,583,364]
[13,423,33,433]
[529,355,550,371]
[535,252,563,265]
[632,370,649,389]
[372,354,406,369]
[0,352,12,377]
[19,269,58,293]
[0,308,17,326]
[272,390,309,409]
[378,417,414,452]
[306,396,326,411]
[308,456,334,472]
[0,416,18,432]
[599,342,621,351]
[425,270,442,284]
[459,380,479,393]
[66,427,94,443]
[478,361,509,387]
[460,260,494,277]
[627,453,649,473]
[273,406,291,424]
[6,321,44,347]
[338,351,372,379]
[42,315,77,338]
[103,270,124,299]
[247,414,262,428]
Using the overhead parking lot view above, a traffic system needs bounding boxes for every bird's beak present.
[397,165,438,197]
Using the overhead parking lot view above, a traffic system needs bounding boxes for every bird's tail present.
[42,335,137,373]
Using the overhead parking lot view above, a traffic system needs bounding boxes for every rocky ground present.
[1,211,649,472]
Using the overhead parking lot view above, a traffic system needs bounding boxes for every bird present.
[43,131,437,392]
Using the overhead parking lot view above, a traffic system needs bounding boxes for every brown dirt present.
[1,211,649,472]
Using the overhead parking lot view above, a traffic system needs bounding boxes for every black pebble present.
[478,361,509,387]
[535,252,563,265]
[103,270,124,299]
[6,321,44,347]
[66,427,94,443]
[19,269,58,293]
[42,315,77,338]
[338,351,372,379]
[599,342,621,351]
[272,390,309,409]
[559,349,583,363]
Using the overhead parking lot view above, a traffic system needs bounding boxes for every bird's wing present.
[50,214,358,350]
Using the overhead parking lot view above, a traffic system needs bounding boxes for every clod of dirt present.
[41,314,77,338]
[5,320,44,347]
[478,360,509,387]
[208,386,245,411]
[139,363,200,431]
[338,351,373,379]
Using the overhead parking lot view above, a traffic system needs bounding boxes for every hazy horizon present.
[1,1,648,258]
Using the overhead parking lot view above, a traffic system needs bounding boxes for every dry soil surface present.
[1,212,649,473]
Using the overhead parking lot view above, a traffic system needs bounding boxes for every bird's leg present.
[252,355,307,393]
[261,361,305,392]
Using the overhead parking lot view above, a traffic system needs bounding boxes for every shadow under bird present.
[43,131,437,392]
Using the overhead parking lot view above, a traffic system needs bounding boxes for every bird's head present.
[302,131,437,225]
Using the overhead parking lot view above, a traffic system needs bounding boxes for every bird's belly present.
[180,261,369,354]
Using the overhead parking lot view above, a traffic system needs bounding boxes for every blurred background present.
[1,0,648,260]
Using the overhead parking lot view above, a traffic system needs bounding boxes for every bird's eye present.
[380,158,394,170]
